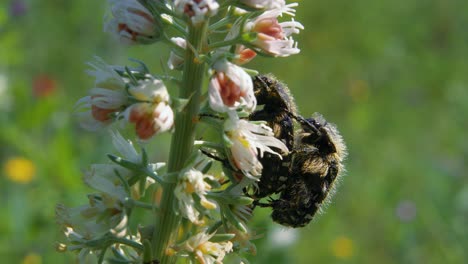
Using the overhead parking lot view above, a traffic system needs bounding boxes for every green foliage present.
[0,0,466,263]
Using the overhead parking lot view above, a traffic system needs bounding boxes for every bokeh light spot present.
[32,75,57,98]
[3,157,36,184]
[395,200,417,222]
[21,252,42,264]
[331,236,354,259]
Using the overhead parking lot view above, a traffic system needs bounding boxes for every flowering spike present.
[60,0,313,262]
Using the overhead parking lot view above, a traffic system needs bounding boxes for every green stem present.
[151,21,209,263]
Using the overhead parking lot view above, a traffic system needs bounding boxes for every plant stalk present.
[151,21,208,264]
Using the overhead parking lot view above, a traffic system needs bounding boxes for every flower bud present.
[75,58,128,131]
[208,60,256,113]
[105,0,162,45]
[233,45,257,65]
[124,79,174,140]
[174,0,220,25]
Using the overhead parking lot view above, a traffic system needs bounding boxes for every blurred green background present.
[1,0,467,263]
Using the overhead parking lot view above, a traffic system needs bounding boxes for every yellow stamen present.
[238,136,250,148]
[185,182,196,194]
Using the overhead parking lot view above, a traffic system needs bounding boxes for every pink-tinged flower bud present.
[174,0,220,25]
[75,58,128,131]
[245,4,304,57]
[125,79,174,140]
[91,103,118,122]
[105,0,162,45]
[208,60,256,113]
[233,45,257,65]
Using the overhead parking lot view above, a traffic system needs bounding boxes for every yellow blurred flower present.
[3,157,36,184]
[21,253,42,264]
[331,236,354,259]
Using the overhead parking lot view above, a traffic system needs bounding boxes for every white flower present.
[244,4,304,57]
[174,0,219,25]
[56,146,134,259]
[124,78,174,140]
[224,116,288,180]
[104,0,161,45]
[56,210,132,263]
[209,60,256,113]
[167,37,187,70]
[239,0,286,10]
[174,169,217,224]
[56,200,128,242]
[75,58,128,131]
[181,231,233,264]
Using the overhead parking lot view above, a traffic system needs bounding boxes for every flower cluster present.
[60,0,304,263]
[174,169,217,224]
[173,230,233,264]
[56,132,161,263]
[75,58,174,140]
